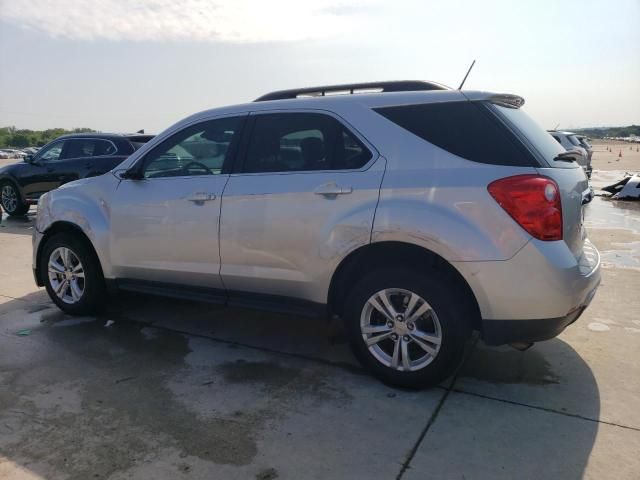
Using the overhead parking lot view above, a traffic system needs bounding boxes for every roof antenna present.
[553,123,560,130]
[457,60,476,90]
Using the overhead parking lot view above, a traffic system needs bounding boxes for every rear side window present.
[63,139,117,159]
[241,113,372,173]
[374,101,536,166]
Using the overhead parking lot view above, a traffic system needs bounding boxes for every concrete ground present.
[1,159,639,478]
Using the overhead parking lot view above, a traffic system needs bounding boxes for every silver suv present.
[32,81,601,388]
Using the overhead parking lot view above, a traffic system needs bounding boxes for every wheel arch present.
[35,221,105,287]
[327,241,482,330]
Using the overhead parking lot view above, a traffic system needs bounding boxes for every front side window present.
[37,141,65,162]
[241,113,372,173]
[142,116,243,179]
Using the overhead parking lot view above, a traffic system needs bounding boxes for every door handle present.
[185,192,217,203]
[314,183,353,196]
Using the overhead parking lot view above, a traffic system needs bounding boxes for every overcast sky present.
[0,0,638,133]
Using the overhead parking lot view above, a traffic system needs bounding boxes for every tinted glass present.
[242,113,371,173]
[63,139,116,159]
[37,141,65,162]
[492,105,565,163]
[142,117,243,179]
[567,135,581,147]
[374,101,536,166]
[128,135,155,151]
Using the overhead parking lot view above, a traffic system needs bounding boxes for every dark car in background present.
[0,133,153,216]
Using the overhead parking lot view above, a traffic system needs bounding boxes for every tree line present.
[574,125,640,139]
[0,126,95,148]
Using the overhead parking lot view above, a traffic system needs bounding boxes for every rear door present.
[57,138,124,183]
[21,140,67,199]
[62,138,133,181]
[219,111,385,305]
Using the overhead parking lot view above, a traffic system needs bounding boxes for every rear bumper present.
[454,237,601,345]
[481,283,598,345]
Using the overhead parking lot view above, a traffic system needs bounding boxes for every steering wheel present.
[182,161,213,175]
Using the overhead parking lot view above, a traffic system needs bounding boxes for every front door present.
[21,140,67,200]
[110,115,246,290]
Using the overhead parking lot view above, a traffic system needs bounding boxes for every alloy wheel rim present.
[48,247,85,304]
[1,185,17,213]
[360,288,442,372]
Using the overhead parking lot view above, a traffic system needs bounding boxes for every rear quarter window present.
[374,101,538,167]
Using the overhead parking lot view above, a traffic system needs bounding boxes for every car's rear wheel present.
[1,182,29,216]
[40,232,106,315]
[344,267,472,389]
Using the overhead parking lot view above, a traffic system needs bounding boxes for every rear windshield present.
[490,105,565,164]
[373,101,537,167]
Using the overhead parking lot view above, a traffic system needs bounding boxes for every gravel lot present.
[0,144,639,479]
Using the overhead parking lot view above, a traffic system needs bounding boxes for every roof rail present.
[254,80,449,102]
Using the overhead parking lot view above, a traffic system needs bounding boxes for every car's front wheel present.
[0,182,29,216]
[344,267,473,389]
[40,232,106,315]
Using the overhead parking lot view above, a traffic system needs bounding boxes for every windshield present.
[490,104,565,164]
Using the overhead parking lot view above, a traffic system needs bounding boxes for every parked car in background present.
[33,81,600,388]
[548,130,592,177]
[0,149,27,159]
[0,133,153,216]
[0,151,10,159]
[575,135,593,162]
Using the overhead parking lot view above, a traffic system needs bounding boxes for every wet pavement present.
[1,171,640,479]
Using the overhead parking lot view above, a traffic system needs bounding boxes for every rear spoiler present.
[489,94,525,109]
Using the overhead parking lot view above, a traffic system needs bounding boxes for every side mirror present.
[23,154,33,163]
[119,168,144,180]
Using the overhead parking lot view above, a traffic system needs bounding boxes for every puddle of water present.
[584,197,640,234]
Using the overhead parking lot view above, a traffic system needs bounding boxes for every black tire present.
[344,267,473,389]
[40,232,106,315]
[0,181,29,216]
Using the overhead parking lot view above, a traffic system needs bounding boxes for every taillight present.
[488,174,563,241]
